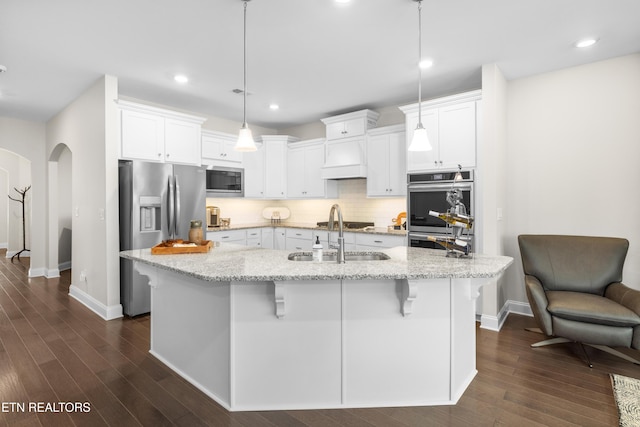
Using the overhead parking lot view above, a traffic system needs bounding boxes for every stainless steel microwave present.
[205,166,244,197]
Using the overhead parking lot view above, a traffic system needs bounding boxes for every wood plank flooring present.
[1,251,638,426]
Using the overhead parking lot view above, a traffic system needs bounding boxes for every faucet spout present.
[328,204,345,264]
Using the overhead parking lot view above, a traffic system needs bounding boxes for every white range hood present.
[320,109,379,180]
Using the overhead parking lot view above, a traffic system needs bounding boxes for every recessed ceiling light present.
[269,104,279,110]
[575,38,598,48]
[335,0,350,3]
[0,65,7,73]
[419,59,433,69]
[174,74,189,84]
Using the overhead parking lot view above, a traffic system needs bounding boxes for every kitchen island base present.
[137,263,485,411]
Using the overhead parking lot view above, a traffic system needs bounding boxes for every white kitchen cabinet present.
[355,233,406,250]
[287,139,338,199]
[118,100,205,165]
[400,91,480,173]
[245,136,298,199]
[285,228,313,251]
[201,130,243,167]
[261,227,274,249]
[243,142,265,198]
[246,228,262,248]
[274,227,286,250]
[207,229,246,244]
[366,125,406,197]
[322,110,379,140]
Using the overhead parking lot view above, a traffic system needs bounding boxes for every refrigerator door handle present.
[175,174,181,237]
[167,175,175,238]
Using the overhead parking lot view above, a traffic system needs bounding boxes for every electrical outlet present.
[497,207,503,221]
[79,270,87,282]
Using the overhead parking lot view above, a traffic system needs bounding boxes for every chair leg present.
[578,343,593,368]
[585,344,640,365]
[530,337,572,348]
[525,327,543,334]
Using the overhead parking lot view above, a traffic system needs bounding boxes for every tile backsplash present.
[206,179,406,227]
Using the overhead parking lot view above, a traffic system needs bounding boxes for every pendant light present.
[235,0,257,152]
[408,0,432,152]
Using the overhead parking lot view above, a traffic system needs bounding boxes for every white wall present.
[503,53,640,306]
[0,118,46,275]
[46,75,122,319]
[57,146,72,268]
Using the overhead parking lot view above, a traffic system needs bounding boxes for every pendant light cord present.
[417,0,423,126]
[242,0,248,128]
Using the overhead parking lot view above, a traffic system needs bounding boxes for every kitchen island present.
[120,244,512,411]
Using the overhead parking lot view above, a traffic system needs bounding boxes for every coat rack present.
[8,185,30,262]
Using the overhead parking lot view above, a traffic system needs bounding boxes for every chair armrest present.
[606,283,640,316]
[525,275,553,335]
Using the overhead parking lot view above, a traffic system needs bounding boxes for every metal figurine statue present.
[8,185,31,262]
[427,166,474,257]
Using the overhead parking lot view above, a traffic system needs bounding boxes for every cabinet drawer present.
[285,228,313,240]
[356,233,406,248]
[207,230,247,242]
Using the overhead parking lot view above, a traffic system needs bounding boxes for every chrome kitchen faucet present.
[328,204,345,264]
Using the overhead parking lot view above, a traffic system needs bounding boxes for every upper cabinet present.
[320,109,380,179]
[366,125,406,197]
[117,100,206,166]
[399,90,480,172]
[201,130,243,167]
[244,136,299,199]
[287,139,338,199]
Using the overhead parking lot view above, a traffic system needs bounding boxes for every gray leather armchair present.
[518,235,640,367]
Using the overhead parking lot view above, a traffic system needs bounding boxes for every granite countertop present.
[120,243,513,283]
[206,222,407,236]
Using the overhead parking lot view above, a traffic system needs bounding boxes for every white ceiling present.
[2,0,640,129]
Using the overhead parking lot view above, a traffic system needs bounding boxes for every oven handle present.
[408,182,473,191]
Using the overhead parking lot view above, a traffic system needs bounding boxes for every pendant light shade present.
[235,0,257,152]
[408,0,432,152]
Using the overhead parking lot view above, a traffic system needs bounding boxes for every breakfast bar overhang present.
[121,244,512,411]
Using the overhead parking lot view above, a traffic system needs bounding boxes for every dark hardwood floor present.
[1,251,638,426]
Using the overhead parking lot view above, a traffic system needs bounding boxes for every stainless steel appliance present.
[119,160,206,316]
[206,166,244,197]
[407,169,474,249]
[206,206,220,228]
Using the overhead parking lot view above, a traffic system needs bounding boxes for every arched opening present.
[47,143,72,277]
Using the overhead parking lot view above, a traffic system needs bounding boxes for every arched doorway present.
[47,144,72,277]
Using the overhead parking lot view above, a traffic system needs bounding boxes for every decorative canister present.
[189,220,203,244]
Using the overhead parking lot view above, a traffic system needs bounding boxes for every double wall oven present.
[407,169,474,249]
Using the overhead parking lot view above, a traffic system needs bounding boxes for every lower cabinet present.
[206,230,247,245]
[285,229,313,251]
[355,234,406,250]
[246,228,263,248]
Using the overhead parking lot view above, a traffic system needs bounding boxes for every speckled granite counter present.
[120,243,512,283]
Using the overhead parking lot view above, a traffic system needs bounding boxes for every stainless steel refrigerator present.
[119,160,206,316]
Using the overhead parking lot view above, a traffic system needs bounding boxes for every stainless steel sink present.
[287,252,390,262]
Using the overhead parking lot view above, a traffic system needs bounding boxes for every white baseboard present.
[46,269,60,278]
[28,267,46,278]
[0,242,7,249]
[69,284,123,320]
[5,250,30,258]
[479,300,533,331]
[58,260,71,271]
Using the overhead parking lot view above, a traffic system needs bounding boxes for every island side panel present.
[149,268,232,409]
[450,277,484,402]
[231,280,343,411]
[342,279,452,407]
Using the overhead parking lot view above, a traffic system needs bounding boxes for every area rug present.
[610,374,640,426]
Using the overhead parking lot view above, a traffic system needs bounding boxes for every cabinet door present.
[202,134,243,166]
[303,144,327,198]
[366,135,390,196]
[121,109,165,161]
[274,228,286,250]
[164,118,201,165]
[438,102,476,169]
[387,131,406,195]
[286,148,306,198]
[264,140,287,199]
[243,146,265,198]
[261,228,274,249]
[406,109,439,172]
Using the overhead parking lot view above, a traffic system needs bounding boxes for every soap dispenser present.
[312,236,323,262]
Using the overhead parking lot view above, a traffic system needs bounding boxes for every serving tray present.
[151,240,212,255]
